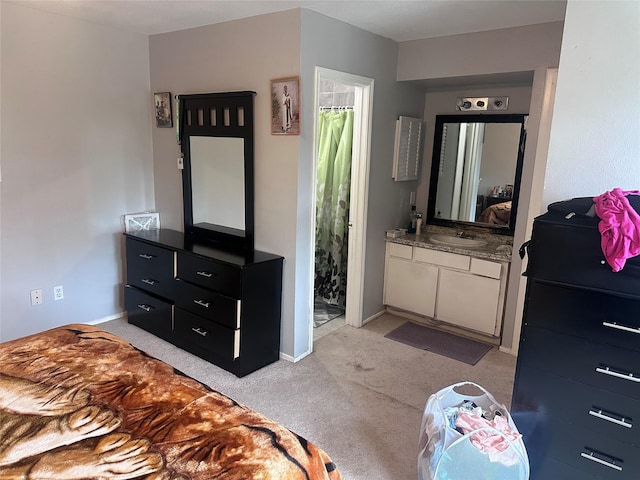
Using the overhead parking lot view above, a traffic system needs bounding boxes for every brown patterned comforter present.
[478,201,512,225]
[0,324,342,480]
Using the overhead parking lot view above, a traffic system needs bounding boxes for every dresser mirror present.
[190,136,245,230]
[426,114,526,234]
[178,91,256,251]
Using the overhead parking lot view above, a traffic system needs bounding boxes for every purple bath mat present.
[384,322,493,365]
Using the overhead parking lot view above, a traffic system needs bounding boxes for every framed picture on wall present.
[271,76,300,135]
[154,92,173,128]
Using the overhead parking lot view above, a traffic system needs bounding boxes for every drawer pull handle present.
[193,300,210,308]
[603,321,640,335]
[141,278,156,286]
[137,304,152,312]
[589,408,633,428]
[191,327,208,337]
[138,254,154,259]
[197,271,214,278]
[580,449,623,471]
[596,365,640,383]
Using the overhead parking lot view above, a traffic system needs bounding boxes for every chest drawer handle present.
[589,408,633,428]
[196,271,214,278]
[141,278,156,286]
[191,327,208,337]
[603,321,640,335]
[580,449,623,471]
[137,304,152,312]
[596,365,640,383]
[194,300,210,308]
[138,253,154,259]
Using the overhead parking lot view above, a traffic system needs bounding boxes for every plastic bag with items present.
[418,382,529,480]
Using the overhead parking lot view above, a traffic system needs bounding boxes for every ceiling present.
[10,0,567,42]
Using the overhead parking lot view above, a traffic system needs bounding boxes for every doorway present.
[310,67,374,341]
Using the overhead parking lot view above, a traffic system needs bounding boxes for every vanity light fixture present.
[456,97,509,111]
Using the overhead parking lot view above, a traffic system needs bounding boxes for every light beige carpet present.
[101,312,517,480]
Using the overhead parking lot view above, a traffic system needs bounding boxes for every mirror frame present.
[178,91,256,251]
[426,113,527,235]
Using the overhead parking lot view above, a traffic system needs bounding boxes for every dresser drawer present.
[526,281,640,352]
[125,286,172,336]
[174,308,239,360]
[520,326,640,400]
[177,252,241,298]
[388,242,412,259]
[174,280,240,329]
[530,455,602,480]
[470,257,502,279]
[544,417,640,479]
[512,368,639,446]
[413,247,470,270]
[527,218,640,296]
[126,237,176,297]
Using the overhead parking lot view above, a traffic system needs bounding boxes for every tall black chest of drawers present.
[512,208,640,479]
[124,229,284,377]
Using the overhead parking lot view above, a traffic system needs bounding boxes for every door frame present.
[309,66,374,340]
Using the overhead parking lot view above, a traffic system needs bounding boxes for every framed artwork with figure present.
[154,92,173,128]
[271,77,300,135]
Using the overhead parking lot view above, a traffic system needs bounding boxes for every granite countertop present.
[387,225,513,262]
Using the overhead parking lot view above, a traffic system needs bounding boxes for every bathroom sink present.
[429,234,488,248]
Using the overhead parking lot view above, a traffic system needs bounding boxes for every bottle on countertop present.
[416,213,423,235]
[408,205,418,233]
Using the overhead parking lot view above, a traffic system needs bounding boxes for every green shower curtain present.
[315,109,354,307]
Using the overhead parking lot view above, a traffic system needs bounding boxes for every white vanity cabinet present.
[383,241,508,337]
[384,243,438,317]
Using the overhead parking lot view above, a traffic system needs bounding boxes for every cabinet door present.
[436,269,500,335]
[384,257,437,317]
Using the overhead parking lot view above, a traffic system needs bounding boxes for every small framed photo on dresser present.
[154,92,173,128]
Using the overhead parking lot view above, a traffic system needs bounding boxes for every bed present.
[478,200,512,225]
[0,324,342,480]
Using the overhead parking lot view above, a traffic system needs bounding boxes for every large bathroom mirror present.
[179,91,256,251]
[427,114,526,234]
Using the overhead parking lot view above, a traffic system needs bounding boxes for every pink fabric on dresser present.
[593,188,640,272]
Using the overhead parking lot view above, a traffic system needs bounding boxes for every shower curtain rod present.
[319,106,354,110]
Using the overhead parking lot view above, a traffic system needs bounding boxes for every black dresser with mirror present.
[124,91,284,377]
[512,202,640,478]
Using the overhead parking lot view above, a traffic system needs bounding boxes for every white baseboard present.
[499,345,518,356]
[90,312,126,325]
[280,350,308,363]
[361,309,385,326]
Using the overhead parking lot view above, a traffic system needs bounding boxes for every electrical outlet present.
[30,289,43,306]
[54,285,64,301]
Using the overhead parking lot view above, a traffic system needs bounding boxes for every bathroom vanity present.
[383,227,512,338]
[385,113,525,341]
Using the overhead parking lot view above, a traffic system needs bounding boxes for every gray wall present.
[148,10,302,358]
[398,22,564,81]
[0,2,153,341]
[149,10,425,360]
[299,11,425,357]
